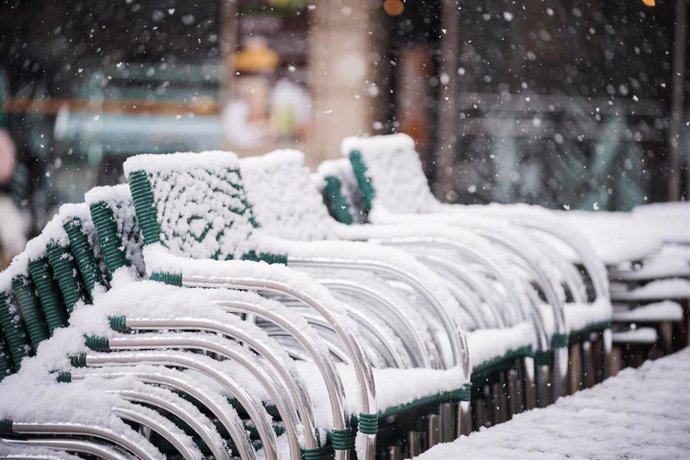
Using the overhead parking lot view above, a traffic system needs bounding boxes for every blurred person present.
[0,95,26,268]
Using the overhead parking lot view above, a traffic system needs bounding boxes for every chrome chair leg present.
[582,339,595,389]
[536,364,551,408]
[602,327,613,380]
[522,356,536,411]
[552,346,569,401]
[439,402,455,442]
[568,343,583,394]
[407,431,421,457]
[507,368,520,418]
[455,400,472,437]
[427,414,440,448]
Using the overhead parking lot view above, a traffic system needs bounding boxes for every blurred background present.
[0,0,688,267]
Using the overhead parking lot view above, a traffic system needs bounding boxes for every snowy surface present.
[612,278,690,301]
[294,361,466,416]
[341,133,440,215]
[612,327,658,344]
[613,300,683,322]
[562,206,690,265]
[467,322,534,369]
[122,150,237,174]
[417,347,690,460]
[241,150,337,241]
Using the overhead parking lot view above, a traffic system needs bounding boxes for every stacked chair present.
[319,134,613,396]
[561,206,690,370]
[0,139,623,459]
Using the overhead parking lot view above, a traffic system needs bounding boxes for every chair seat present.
[467,322,534,373]
[539,299,612,345]
[613,300,684,323]
[611,278,690,302]
[612,327,658,345]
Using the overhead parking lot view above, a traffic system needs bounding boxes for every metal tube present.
[11,422,156,460]
[84,351,279,459]
[115,389,229,460]
[439,402,455,442]
[111,406,198,460]
[108,332,307,458]
[318,278,433,368]
[0,438,129,460]
[75,367,256,460]
[288,257,470,375]
[182,274,378,458]
[214,298,350,439]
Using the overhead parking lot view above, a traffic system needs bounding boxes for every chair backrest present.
[0,332,13,380]
[0,270,32,370]
[240,150,338,241]
[0,203,101,370]
[86,185,145,279]
[341,133,439,215]
[317,158,365,225]
[124,151,284,263]
[59,204,107,301]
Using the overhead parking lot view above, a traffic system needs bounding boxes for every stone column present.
[307,0,378,167]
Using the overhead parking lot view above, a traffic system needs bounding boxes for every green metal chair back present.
[86,185,145,279]
[0,280,31,370]
[124,151,286,265]
[342,133,439,216]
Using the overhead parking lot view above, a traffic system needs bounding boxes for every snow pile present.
[341,133,440,215]
[240,150,337,241]
[294,361,466,415]
[417,347,690,460]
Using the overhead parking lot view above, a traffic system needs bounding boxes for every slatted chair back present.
[240,150,339,241]
[124,151,286,265]
[342,133,440,216]
[86,185,145,280]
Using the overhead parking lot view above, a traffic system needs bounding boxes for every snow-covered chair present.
[562,205,690,355]
[327,133,614,398]
[0,206,324,459]
[238,151,541,423]
[122,150,478,455]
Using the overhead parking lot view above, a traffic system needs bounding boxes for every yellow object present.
[642,0,655,6]
[235,38,280,73]
[383,0,405,16]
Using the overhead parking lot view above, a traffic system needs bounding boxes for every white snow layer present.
[612,278,690,301]
[612,300,684,322]
[417,347,690,460]
[612,327,659,344]
[240,150,337,241]
[341,133,440,215]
